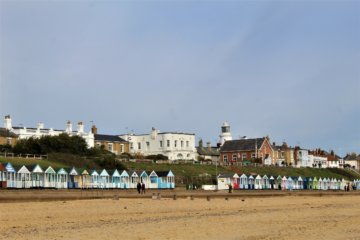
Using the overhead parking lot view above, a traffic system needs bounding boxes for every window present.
[138,142,141,150]
[251,153,256,159]
[174,140,177,148]
[181,141,184,148]
[108,143,113,152]
[120,144,124,153]
[167,140,170,147]
[232,154,237,161]
[223,155,228,162]
[96,143,101,148]
[130,143,133,149]
[281,152,284,158]
[6,138,12,145]
[242,153,247,160]
[146,142,150,150]
[186,141,189,147]
[160,141,163,147]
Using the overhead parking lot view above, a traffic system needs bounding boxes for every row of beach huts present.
[216,173,360,191]
[0,163,175,189]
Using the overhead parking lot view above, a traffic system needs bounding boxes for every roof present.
[0,128,18,138]
[196,146,219,156]
[157,171,170,177]
[220,138,266,152]
[95,134,127,142]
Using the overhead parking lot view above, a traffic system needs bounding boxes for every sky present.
[0,0,359,156]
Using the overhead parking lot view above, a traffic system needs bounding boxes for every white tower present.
[4,115,12,130]
[219,121,232,146]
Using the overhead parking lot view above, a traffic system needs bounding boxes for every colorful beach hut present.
[262,175,270,189]
[157,170,175,189]
[312,177,319,190]
[239,174,248,189]
[99,169,110,189]
[269,176,275,189]
[110,169,121,188]
[120,170,130,189]
[248,175,255,190]
[2,163,16,188]
[0,164,6,188]
[90,169,100,188]
[15,165,32,189]
[79,169,91,189]
[68,167,81,189]
[275,176,282,190]
[30,164,44,188]
[44,166,57,188]
[281,176,287,190]
[148,171,158,189]
[287,177,294,190]
[297,176,303,190]
[56,168,68,189]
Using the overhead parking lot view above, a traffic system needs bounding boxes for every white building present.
[296,149,310,168]
[308,154,327,168]
[219,122,232,146]
[3,115,94,148]
[119,127,196,161]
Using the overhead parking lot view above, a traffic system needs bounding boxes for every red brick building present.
[219,137,273,165]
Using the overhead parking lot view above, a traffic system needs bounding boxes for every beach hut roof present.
[100,169,109,177]
[90,169,99,176]
[29,164,43,173]
[57,168,68,175]
[298,176,303,181]
[15,165,31,174]
[45,166,56,174]
[282,176,287,180]
[120,170,129,177]
[255,175,262,179]
[269,176,274,180]
[240,173,247,178]
[248,175,254,180]
[148,170,158,177]
[67,167,79,175]
[276,175,282,180]
[3,162,16,173]
[157,170,174,177]
[263,175,269,179]
[140,171,149,177]
[109,169,120,177]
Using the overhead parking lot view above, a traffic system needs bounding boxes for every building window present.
[232,154,237,161]
[242,153,247,160]
[96,143,101,148]
[138,142,141,150]
[223,155,228,162]
[251,153,256,159]
[167,140,170,147]
[6,138,12,145]
[130,143,133,149]
[174,140,177,148]
[186,141,189,147]
[120,144,124,153]
[146,142,150,150]
[181,141,184,148]
[281,152,284,158]
[160,141,163,147]
[108,143,113,152]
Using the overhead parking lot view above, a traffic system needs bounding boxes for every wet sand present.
[1,193,360,240]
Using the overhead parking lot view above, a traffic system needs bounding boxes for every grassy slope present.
[0,157,67,170]
[1,157,359,180]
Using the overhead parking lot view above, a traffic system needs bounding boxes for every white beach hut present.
[44,166,57,188]
[56,168,68,189]
[99,169,110,189]
[30,164,44,188]
[239,174,248,189]
[15,165,31,189]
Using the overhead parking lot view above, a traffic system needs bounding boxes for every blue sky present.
[1,1,359,156]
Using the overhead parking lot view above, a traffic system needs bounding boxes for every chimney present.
[37,122,44,129]
[77,121,84,134]
[66,121,72,133]
[4,115,12,130]
[198,139,203,147]
[91,125,97,134]
[207,141,211,150]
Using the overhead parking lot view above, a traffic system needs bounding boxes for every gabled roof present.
[157,170,172,177]
[196,146,219,156]
[220,138,266,152]
[94,134,127,142]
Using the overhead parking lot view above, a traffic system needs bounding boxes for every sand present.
[1,194,360,240]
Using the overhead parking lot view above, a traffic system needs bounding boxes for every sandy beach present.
[1,192,360,240]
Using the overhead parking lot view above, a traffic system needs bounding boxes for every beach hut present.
[2,163,16,188]
[232,173,240,189]
[312,177,318,190]
[148,171,158,189]
[287,177,294,190]
[90,169,100,188]
[129,171,140,189]
[355,179,360,190]
[239,174,248,189]
[120,170,130,189]
[269,176,275,189]
[68,167,81,189]
[217,173,231,190]
[340,178,347,191]
[56,168,68,189]
[254,175,262,190]
[318,178,325,190]
[325,178,331,190]
[262,175,270,190]
[248,175,255,190]
[110,169,121,188]
[303,177,309,190]
[30,164,44,188]
[335,179,341,190]
[79,169,91,189]
[44,166,56,188]
[99,169,110,189]
[157,170,175,189]
[0,164,6,188]
[15,165,32,189]
[138,171,150,189]
[297,176,303,190]
[330,178,337,190]
[275,176,282,190]
[281,176,287,190]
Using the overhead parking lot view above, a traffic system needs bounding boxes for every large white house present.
[119,127,196,161]
[3,115,94,148]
